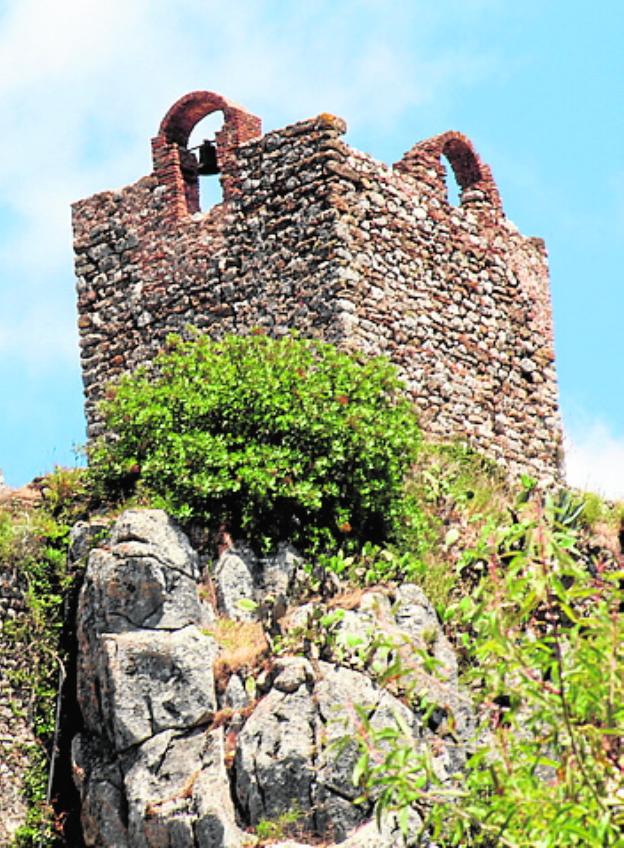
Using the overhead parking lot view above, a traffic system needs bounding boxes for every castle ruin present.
[72,90,563,480]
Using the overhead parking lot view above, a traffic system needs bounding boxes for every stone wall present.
[73,90,563,480]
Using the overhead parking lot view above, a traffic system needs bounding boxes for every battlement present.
[72,91,563,479]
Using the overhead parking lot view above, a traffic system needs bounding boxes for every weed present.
[255,805,303,841]
[0,468,89,846]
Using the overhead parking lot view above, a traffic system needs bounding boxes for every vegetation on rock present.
[3,333,624,846]
[0,468,89,846]
[351,485,624,847]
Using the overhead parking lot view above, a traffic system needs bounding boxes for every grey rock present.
[282,602,315,631]
[79,547,202,632]
[313,663,418,840]
[73,508,470,848]
[272,656,314,693]
[223,674,250,711]
[325,585,459,695]
[110,509,200,579]
[213,547,257,620]
[260,544,302,596]
[73,509,251,846]
[76,513,205,736]
[122,727,249,848]
[394,584,458,685]
[199,594,217,628]
[309,811,424,847]
[100,626,217,750]
[269,843,308,848]
[234,586,474,845]
[235,658,317,829]
[72,734,129,848]
[234,659,419,843]
[68,519,110,564]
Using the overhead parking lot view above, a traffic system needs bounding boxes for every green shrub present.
[88,333,422,553]
[574,488,624,537]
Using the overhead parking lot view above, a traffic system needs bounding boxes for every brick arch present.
[395,130,502,212]
[151,90,262,216]
[158,90,258,148]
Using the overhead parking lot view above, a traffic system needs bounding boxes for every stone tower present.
[72,90,563,480]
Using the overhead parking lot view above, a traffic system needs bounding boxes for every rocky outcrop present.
[73,509,247,847]
[211,543,301,622]
[73,509,473,846]
[235,657,425,842]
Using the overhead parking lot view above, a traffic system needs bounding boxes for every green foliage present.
[573,488,624,533]
[39,466,87,523]
[311,542,454,612]
[362,440,514,613]
[315,544,422,586]
[577,490,608,528]
[347,708,454,841]
[0,469,89,847]
[352,491,624,846]
[88,332,422,553]
[274,440,509,607]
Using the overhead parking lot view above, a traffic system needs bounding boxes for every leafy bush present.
[88,333,422,553]
[351,490,624,846]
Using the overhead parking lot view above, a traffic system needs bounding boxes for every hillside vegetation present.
[1,333,623,846]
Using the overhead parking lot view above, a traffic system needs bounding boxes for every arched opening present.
[442,154,461,207]
[440,136,491,210]
[152,90,262,218]
[186,111,225,212]
[394,131,503,214]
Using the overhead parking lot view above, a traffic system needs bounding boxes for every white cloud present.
[564,421,624,501]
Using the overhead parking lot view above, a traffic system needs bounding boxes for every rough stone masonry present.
[72,90,563,480]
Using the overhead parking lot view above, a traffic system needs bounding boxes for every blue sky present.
[0,0,622,496]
